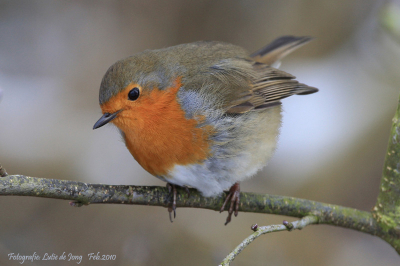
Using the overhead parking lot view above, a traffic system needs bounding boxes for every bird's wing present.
[208,58,318,114]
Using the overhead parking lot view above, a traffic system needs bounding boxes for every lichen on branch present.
[0,172,397,253]
[374,98,400,250]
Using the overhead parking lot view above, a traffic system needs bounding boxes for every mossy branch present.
[0,170,398,254]
[374,96,400,251]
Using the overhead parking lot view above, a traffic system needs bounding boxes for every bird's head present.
[93,52,184,132]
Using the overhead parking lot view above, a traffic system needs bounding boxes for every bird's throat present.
[115,79,214,177]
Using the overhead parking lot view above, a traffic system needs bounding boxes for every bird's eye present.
[128,87,140,101]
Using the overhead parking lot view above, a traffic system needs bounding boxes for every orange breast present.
[100,78,214,177]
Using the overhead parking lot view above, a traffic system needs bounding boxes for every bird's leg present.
[184,186,190,196]
[166,183,191,222]
[166,183,177,222]
[220,182,240,225]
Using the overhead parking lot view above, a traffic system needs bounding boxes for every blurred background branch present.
[220,216,319,266]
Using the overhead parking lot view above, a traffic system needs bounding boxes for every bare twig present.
[219,216,318,266]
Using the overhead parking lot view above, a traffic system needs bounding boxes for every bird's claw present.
[220,182,240,225]
[167,183,177,222]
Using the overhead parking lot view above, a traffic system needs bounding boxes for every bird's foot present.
[166,183,177,222]
[220,182,240,225]
[166,183,190,223]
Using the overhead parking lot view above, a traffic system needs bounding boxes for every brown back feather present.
[224,36,317,114]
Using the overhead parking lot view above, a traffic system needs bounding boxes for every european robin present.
[93,36,318,224]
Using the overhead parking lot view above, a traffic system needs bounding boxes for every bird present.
[93,35,318,225]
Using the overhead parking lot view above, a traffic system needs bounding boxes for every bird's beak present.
[93,110,122,129]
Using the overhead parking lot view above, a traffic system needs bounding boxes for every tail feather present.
[294,83,319,95]
[250,36,313,65]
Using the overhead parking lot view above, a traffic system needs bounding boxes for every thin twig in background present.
[219,216,319,265]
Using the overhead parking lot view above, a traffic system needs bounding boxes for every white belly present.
[166,106,282,197]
